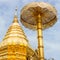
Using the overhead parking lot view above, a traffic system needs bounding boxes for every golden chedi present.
[0,8,38,60]
[0,8,28,60]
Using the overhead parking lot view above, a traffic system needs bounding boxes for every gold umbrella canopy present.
[20,2,57,30]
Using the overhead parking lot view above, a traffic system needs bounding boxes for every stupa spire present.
[15,7,18,16]
[13,7,18,23]
[3,7,28,43]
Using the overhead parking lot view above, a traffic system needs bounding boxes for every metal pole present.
[37,14,44,60]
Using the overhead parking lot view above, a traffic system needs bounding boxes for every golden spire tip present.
[13,6,18,23]
[15,6,18,16]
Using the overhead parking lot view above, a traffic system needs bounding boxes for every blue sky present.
[0,0,60,60]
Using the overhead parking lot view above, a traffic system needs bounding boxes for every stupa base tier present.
[0,57,26,60]
[0,45,27,60]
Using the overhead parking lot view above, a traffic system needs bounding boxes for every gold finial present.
[13,7,18,23]
[15,6,18,16]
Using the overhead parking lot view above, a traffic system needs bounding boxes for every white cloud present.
[0,16,6,27]
[45,41,60,52]
[0,0,19,3]
[0,16,7,40]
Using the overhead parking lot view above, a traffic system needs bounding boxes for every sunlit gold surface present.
[0,10,38,60]
[37,15,44,60]
[0,14,28,60]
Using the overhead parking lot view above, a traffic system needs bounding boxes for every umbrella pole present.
[37,14,44,60]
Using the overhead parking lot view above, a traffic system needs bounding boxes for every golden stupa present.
[0,8,38,60]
